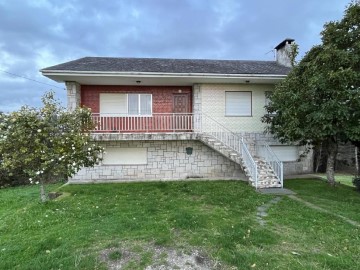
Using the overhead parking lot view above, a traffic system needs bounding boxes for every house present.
[41,39,313,188]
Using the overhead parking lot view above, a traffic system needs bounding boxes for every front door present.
[173,94,189,113]
[173,94,191,131]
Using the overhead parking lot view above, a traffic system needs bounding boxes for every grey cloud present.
[0,0,347,111]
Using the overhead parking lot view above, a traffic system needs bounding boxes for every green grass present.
[0,179,359,269]
[314,173,355,187]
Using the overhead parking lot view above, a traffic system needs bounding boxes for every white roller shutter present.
[225,92,252,116]
[100,93,127,115]
[270,146,298,162]
[103,147,147,165]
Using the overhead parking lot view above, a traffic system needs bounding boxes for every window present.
[100,93,152,116]
[270,146,298,162]
[225,91,252,116]
[265,91,272,107]
[265,91,276,115]
[103,147,147,165]
[100,93,127,116]
[128,94,152,115]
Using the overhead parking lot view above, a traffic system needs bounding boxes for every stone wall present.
[65,82,81,111]
[70,140,245,183]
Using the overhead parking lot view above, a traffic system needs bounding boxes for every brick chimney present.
[275,38,295,67]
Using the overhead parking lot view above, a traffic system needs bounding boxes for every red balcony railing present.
[92,113,194,132]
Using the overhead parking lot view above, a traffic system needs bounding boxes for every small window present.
[225,91,252,116]
[103,147,147,165]
[265,91,276,115]
[265,91,273,107]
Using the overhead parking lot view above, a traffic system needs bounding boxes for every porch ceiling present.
[42,72,286,86]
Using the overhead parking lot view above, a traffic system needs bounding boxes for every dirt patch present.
[100,242,224,269]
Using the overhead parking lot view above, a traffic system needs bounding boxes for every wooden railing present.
[92,113,194,132]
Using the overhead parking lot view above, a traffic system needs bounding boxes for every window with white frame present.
[265,91,273,107]
[100,93,152,116]
[265,91,276,115]
[225,91,252,116]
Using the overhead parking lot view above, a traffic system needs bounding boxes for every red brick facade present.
[81,85,192,113]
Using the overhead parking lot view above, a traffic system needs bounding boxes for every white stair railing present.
[241,138,258,188]
[200,114,258,185]
[257,144,283,188]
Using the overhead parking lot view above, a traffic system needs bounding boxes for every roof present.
[41,57,291,75]
[275,38,295,50]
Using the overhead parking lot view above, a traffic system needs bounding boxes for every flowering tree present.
[0,92,103,202]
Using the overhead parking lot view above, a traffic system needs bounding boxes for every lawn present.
[314,173,355,187]
[0,179,359,269]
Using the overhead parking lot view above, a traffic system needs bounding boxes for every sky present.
[0,0,349,112]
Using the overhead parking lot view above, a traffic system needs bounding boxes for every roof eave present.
[41,70,288,80]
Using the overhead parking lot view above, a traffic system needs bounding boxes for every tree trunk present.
[315,143,323,173]
[355,146,359,175]
[326,140,338,186]
[40,182,47,203]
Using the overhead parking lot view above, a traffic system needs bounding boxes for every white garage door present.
[270,146,298,162]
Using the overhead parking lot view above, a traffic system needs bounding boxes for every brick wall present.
[70,140,245,183]
[80,85,192,113]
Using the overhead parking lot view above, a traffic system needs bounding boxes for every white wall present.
[200,83,274,132]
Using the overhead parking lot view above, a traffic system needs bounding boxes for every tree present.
[0,92,104,201]
[263,1,360,185]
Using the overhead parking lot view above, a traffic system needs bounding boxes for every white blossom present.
[37,129,42,133]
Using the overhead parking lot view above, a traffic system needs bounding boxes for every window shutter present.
[100,93,127,116]
[225,92,252,116]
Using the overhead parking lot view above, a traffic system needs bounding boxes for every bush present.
[0,168,29,188]
[353,176,360,191]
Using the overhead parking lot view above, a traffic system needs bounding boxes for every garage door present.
[270,146,298,162]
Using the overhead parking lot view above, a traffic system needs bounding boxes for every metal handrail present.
[241,138,258,188]
[200,113,258,186]
[257,144,283,188]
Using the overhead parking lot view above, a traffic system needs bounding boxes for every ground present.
[0,178,359,269]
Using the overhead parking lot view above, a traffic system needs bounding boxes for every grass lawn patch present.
[313,173,354,187]
[0,179,359,269]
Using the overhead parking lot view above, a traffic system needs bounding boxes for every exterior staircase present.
[197,114,283,189]
[199,134,242,164]
[252,157,282,188]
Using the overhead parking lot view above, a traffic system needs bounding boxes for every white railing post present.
[257,144,284,188]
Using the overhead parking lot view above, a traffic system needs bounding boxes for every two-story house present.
[41,39,313,188]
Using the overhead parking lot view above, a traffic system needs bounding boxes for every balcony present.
[91,113,199,140]
[92,113,196,133]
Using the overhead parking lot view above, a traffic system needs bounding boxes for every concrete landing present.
[256,188,296,195]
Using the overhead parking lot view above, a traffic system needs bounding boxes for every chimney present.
[275,38,295,67]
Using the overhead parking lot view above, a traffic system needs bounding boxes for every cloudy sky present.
[0,0,348,112]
